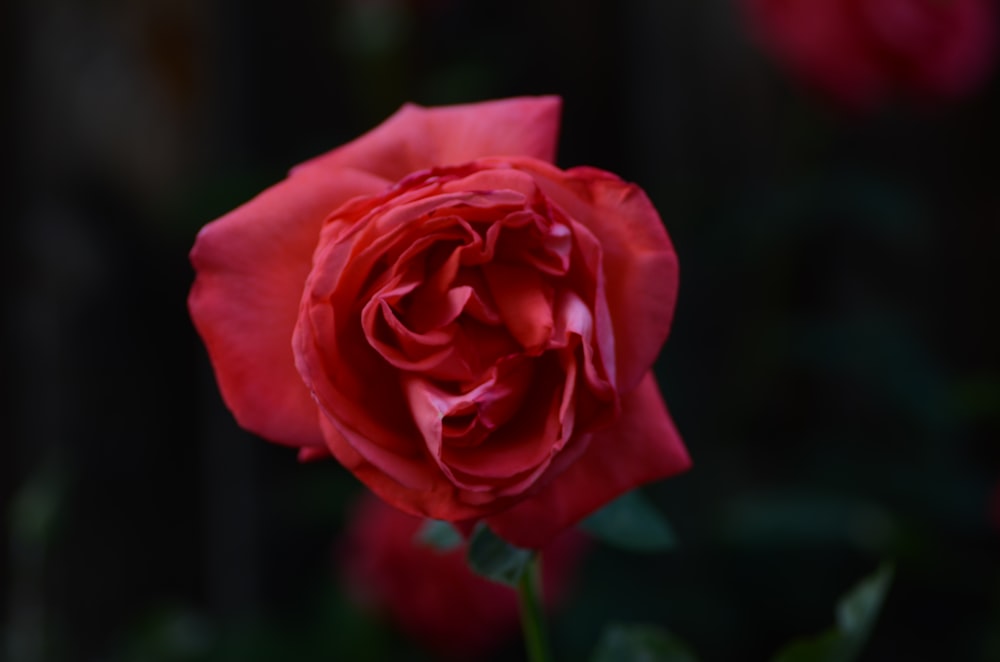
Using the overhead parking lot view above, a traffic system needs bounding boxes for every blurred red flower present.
[339,494,587,660]
[743,0,997,109]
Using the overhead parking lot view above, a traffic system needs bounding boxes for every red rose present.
[189,97,690,548]
[339,494,587,660]
[743,0,997,108]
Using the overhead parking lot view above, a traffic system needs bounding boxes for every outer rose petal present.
[316,414,491,521]
[486,372,691,549]
[293,96,562,181]
[189,167,388,447]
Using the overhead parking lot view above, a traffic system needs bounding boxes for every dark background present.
[3,0,999,660]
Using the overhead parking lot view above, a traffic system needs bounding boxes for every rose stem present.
[517,553,554,662]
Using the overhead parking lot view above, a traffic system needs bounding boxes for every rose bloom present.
[189,97,690,548]
[339,494,587,660]
[743,0,997,108]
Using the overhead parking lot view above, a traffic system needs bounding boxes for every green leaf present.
[580,491,677,552]
[835,562,894,640]
[466,523,535,587]
[414,519,463,552]
[591,624,699,662]
[771,562,894,662]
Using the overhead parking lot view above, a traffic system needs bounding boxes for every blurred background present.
[3,0,999,660]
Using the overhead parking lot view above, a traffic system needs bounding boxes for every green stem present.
[517,554,553,662]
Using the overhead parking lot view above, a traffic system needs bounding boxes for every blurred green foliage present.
[581,491,677,553]
[772,564,893,662]
[591,624,699,662]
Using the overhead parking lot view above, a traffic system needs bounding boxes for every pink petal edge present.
[293,96,563,181]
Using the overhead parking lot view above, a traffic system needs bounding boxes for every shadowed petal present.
[513,160,679,393]
[486,372,691,548]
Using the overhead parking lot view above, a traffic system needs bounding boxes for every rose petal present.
[508,159,678,392]
[293,97,563,181]
[486,372,691,548]
[439,166,540,199]
[440,366,566,483]
[550,289,617,415]
[297,290,421,459]
[298,446,330,462]
[189,167,388,447]
[482,262,555,352]
[318,415,444,506]
[319,414,522,521]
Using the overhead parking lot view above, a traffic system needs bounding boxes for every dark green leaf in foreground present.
[466,523,535,587]
[415,519,464,552]
[591,624,699,662]
[771,562,894,662]
[581,490,677,552]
